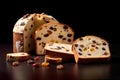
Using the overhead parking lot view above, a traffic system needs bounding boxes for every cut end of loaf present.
[72,35,111,63]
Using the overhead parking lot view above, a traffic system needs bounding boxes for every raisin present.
[63,25,68,29]
[92,40,96,43]
[41,42,46,47]
[53,28,57,31]
[68,39,71,42]
[25,28,27,31]
[102,47,106,50]
[33,63,40,67]
[49,26,57,31]
[61,47,65,49]
[90,48,94,51]
[20,22,25,26]
[91,44,95,47]
[66,50,69,52]
[84,47,87,51]
[80,38,83,41]
[58,35,63,38]
[74,44,78,47]
[34,56,40,62]
[102,42,107,46]
[36,37,41,40]
[79,48,82,52]
[57,46,62,50]
[49,27,54,30]
[47,30,52,34]
[80,45,84,48]
[103,52,108,55]
[31,25,33,28]
[78,52,82,55]
[41,62,50,67]
[95,47,98,49]
[63,38,66,40]
[44,34,49,37]
[67,34,72,37]
[88,54,91,56]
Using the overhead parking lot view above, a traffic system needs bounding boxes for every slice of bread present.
[43,42,74,63]
[6,52,30,61]
[35,22,74,55]
[72,35,111,63]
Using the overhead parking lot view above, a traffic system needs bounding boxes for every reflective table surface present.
[0,44,120,80]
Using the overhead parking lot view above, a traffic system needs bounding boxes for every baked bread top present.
[13,13,58,33]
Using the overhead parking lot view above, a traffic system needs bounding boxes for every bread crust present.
[72,35,111,63]
[6,52,30,61]
[45,49,75,63]
[72,47,110,63]
[44,55,62,64]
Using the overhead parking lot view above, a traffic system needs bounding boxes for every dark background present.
[0,0,119,45]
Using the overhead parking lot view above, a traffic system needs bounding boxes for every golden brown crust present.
[35,22,74,38]
[45,50,75,63]
[45,55,62,64]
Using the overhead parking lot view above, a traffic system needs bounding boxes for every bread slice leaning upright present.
[72,35,111,63]
[35,22,74,55]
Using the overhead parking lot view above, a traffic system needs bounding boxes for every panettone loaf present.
[72,35,111,63]
[43,43,74,63]
[35,22,74,55]
[13,13,58,53]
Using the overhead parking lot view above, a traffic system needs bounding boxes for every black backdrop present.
[0,0,119,45]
